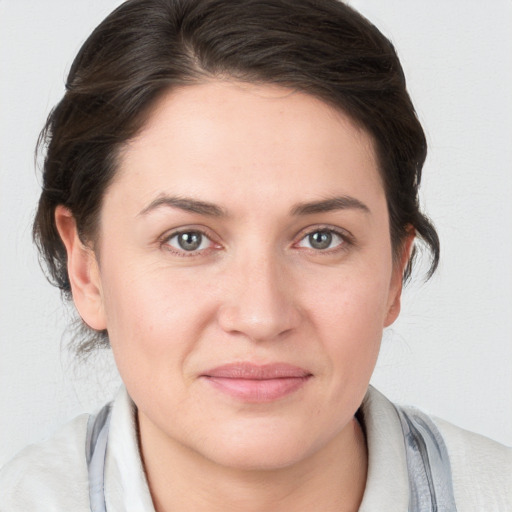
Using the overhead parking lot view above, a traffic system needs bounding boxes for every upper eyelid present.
[294,225,353,242]
[160,225,217,243]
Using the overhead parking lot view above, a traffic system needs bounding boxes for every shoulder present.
[0,413,91,511]
[432,415,512,511]
[362,387,511,511]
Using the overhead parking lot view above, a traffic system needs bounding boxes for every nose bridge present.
[217,245,299,342]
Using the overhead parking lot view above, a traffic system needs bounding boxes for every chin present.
[196,421,329,472]
[208,443,311,472]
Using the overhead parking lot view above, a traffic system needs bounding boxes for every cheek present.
[99,262,216,371]
[306,263,391,330]
[301,266,391,373]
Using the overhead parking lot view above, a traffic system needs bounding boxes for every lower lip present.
[203,376,310,402]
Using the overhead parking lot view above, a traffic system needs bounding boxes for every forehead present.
[112,81,384,213]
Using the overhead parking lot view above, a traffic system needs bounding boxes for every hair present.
[34,0,439,353]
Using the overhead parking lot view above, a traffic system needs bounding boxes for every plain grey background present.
[1,0,511,466]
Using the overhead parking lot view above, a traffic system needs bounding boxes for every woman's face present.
[68,81,409,470]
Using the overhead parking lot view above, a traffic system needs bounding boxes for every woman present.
[1,0,510,510]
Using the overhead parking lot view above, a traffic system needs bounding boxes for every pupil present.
[178,232,202,251]
[309,231,332,250]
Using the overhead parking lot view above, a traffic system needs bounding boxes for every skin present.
[56,81,412,511]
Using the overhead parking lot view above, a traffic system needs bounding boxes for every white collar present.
[104,385,409,511]
[358,386,409,511]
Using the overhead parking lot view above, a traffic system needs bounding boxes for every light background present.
[0,0,511,466]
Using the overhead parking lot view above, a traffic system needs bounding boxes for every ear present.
[55,206,107,331]
[384,229,415,327]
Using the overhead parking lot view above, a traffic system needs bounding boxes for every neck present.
[139,414,368,512]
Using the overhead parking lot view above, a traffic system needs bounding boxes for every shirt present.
[1,386,510,511]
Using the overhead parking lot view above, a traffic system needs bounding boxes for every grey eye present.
[296,229,345,251]
[169,231,207,252]
[308,231,333,250]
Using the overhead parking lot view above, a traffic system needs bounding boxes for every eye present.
[164,230,213,253]
[296,229,346,251]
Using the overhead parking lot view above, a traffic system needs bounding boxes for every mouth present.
[200,362,313,403]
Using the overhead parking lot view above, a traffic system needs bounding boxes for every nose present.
[217,253,301,342]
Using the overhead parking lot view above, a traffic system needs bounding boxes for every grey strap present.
[85,400,456,511]
[85,403,112,512]
[395,406,457,512]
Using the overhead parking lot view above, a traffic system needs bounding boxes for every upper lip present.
[202,362,312,380]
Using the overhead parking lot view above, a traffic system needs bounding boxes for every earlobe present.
[384,230,415,327]
[54,206,107,331]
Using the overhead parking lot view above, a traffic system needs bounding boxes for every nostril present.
[216,295,300,342]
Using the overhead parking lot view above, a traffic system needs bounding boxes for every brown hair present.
[34,0,439,352]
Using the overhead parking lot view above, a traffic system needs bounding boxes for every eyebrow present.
[290,196,370,216]
[138,194,370,218]
[138,196,227,217]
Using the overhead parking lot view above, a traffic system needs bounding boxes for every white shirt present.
[1,386,510,511]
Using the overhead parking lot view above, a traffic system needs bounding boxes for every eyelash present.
[159,226,353,257]
[159,228,220,257]
[293,225,354,255]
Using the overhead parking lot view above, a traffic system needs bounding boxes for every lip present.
[200,363,312,403]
